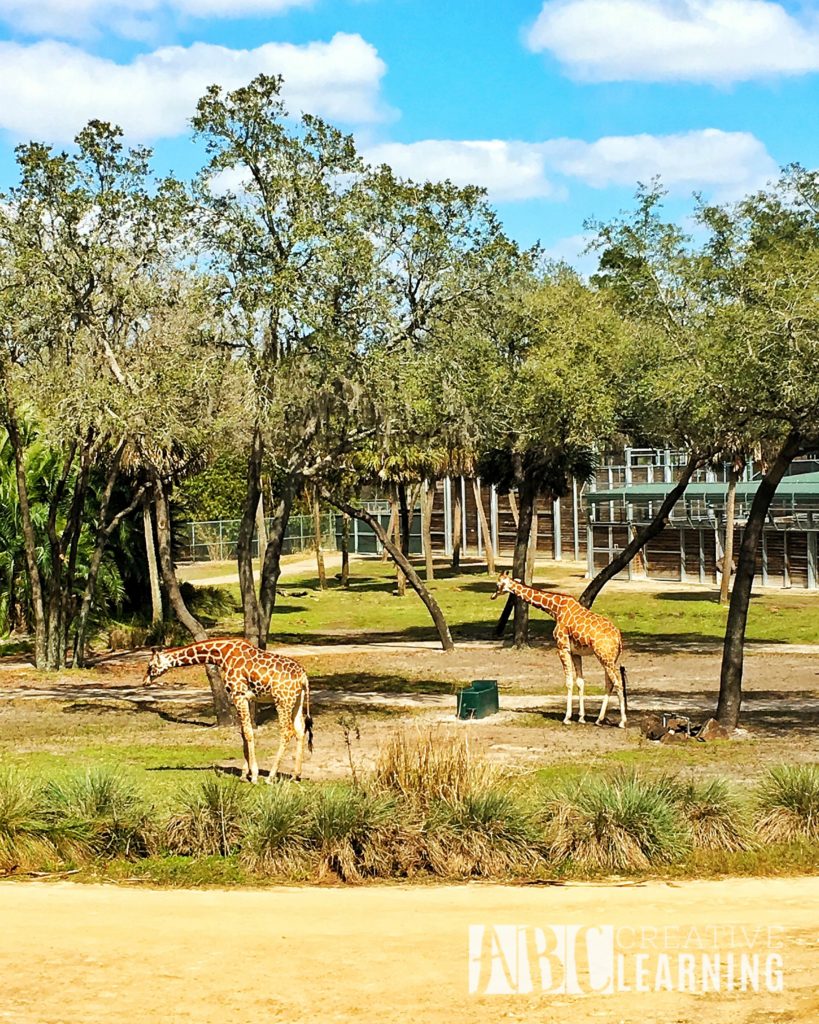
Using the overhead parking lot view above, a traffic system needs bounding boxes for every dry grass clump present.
[0,768,58,872]
[165,775,248,856]
[673,778,754,852]
[373,727,498,806]
[543,772,691,872]
[424,787,543,878]
[45,767,155,859]
[240,782,313,875]
[756,764,819,843]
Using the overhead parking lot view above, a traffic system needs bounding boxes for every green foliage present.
[543,772,692,872]
[165,776,249,857]
[756,764,819,843]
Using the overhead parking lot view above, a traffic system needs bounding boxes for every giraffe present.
[143,638,313,782]
[492,572,628,727]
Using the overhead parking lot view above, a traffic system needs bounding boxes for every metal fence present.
[177,503,422,563]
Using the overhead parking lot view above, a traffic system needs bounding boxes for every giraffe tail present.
[620,665,629,713]
[303,678,314,753]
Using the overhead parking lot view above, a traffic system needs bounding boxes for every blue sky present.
[0,1,818,264]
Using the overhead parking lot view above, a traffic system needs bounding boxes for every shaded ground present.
[1,877,817,1024]
[1,639,818,784]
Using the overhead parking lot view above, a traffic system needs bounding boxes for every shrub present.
[240,783,313,874]
[756,764,819,843]
[0,768,56,872]
[165,775,248,856]
[425,785,543,878]
[543,772,691,872]
[46,767,154,859]
[673,779,754,852]
[373,727,497,806]
[306,785,413,882]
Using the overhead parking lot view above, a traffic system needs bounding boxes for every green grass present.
[175,557,819,647]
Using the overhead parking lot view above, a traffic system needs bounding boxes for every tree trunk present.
[526,500,538,583]
[256,488,268,569]
[340,514,351,587]
[257,485,294,647]
[392,485,406,596]
[473,478,495,574]
[397,482,411,558]
[144,496,163,627]
[73,468,144,668]
[422,479,436,582]
[451,477,462,572]
[3,397,47,667]
[237,427,263,646]
[326,494,455,651]
[579,452,702,609]
[719,466,741,605]
[512,480,535,648]
[716,432,801,730]
[312,488,327,590]
[382,500,396,562]
[153,476,234,725]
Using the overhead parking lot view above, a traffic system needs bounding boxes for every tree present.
[0,122,190,668]
[192,75,377,648]
[474,262,622,645]
[699,167,819,728]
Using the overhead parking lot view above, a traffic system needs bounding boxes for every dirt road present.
[2,877,817,1023]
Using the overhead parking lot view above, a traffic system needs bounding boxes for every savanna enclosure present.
[1,74,818,892]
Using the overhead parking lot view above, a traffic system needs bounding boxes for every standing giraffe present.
[492,572,628,727]
[143,638,313,782]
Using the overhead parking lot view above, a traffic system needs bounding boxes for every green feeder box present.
[456,679,500,720]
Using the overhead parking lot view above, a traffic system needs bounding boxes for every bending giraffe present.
[143,638,313,782]
[492,572,628,727]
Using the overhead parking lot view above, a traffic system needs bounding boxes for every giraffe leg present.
[571,654,586,723]
[607,665,627,729]
[557,647,574,724]
[267,701,295,782]
[235,697,259,782]
[292,695,307,782]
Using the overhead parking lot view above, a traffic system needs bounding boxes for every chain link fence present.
[176,504,423,563]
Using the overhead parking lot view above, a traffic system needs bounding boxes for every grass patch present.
[543,771,692,872]
[756,763,819,843]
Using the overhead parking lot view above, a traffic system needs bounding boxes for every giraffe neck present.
[160,640,237,671]
[505,580,573,620]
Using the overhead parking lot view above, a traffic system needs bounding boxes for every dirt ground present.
[2,638,818,781]
[1,877,817,1024]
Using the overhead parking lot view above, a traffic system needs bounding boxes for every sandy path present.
[1,877,817,1024]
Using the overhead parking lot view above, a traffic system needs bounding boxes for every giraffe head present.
[491,571,517,600]
[143,647,175,684]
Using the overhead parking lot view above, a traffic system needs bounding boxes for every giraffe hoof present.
[578,717,586,724]
[561,717,571,725]
[618,722,626,730]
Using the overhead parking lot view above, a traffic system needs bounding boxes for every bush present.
[165,775,248,856]
[0,769,56,872]
[240,783,313,874]
[46,767,155,859]
[543,772,691,872]
[673,778,754,852]
[756,764,819,843]
[425,786,543,878]
[373,727,497,806]
[306,785,413,882]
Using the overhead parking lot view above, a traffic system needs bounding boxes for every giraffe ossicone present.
[144,638,313,782]
[493,571,628,728]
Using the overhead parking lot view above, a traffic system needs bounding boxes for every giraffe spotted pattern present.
[492,571,628,727]
[144,638,312,782]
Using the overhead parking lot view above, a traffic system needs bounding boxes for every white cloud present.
[0,34,388,142]
[526,0,819,83]
[542,129,777,196]
[0,0,312,39]
[363,140,565,201]
[364,130,777,201]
